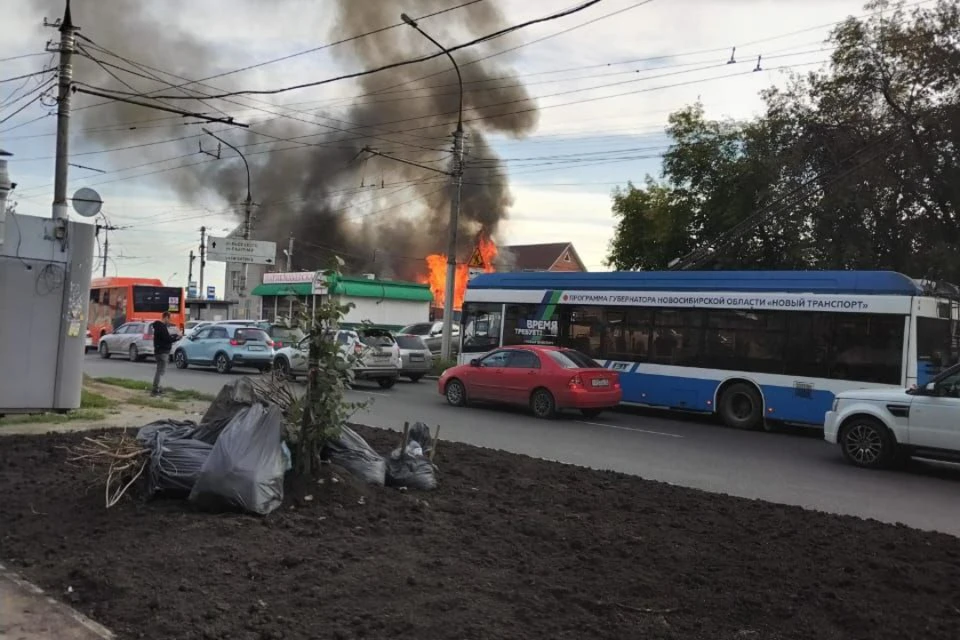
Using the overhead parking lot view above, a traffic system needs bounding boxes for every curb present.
[0,562,114,639]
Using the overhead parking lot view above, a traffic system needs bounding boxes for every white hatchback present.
[824,363,960,468]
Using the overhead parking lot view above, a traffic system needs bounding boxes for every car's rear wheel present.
[718,382,763,430]
[174,350,188,370]
[581,408,603,419]
[128,345,139,362]
[445,379,466,407]
[378,377,396,389]
[408,374,423,383]
[214,352,231,374]
[839,417,897,469]
[531,388,556,419]
[274,358,293,381]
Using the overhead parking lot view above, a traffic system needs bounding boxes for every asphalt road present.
[83,353,960,536]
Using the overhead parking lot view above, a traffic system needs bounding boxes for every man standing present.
[151,311,174,396]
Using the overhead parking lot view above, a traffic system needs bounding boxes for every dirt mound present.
[1,427,959,640]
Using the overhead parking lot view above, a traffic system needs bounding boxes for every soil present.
[1,425,959,640]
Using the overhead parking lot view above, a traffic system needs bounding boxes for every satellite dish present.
[72,187,103,218]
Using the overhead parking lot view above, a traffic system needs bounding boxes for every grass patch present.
[125,396,180,411]
[94,377,214,403]
[81,388,114,409]
[431,357,458,377]
[0,408,106,426]
[94,377,151,392]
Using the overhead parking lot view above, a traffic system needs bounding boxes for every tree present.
[290,258,368,478]
[607,0,960,280]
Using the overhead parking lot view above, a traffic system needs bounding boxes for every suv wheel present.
[378,377,396,389]
[214,352,232,374]
[840,417,896,469]
[174,350,189,370]
[99,342,110,359]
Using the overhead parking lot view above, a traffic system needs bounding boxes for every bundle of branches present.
[65,433,148,508]
[251,375,303,443]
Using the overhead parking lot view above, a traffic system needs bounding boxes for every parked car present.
[824,363,960,469]
[184,320,213,337]
[437,345,622,419]
[273,327,400,388]
[98,321,180,362]
[172,324,274,373]
[263,324,305,349]
[85,329,94,352]
[395,334,433,382]
[399,321,460,356]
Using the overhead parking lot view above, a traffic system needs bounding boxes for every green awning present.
[329,276,433,302]
[250,282,313,296]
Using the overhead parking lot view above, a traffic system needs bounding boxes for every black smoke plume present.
[40,0,538,279]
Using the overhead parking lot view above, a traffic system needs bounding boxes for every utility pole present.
[49,0,77,225]
[187,250,196,294]
[286,235,294,271]
[94,217,119,277]
[400,13,464,361]
[198,226,206,319]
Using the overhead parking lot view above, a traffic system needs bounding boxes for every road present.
[84,354,960,536]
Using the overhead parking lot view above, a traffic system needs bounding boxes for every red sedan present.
[437,345,622,419]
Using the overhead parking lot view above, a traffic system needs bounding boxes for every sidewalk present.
[0,563,113,639]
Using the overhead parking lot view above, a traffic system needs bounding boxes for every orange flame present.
[421,236,497,310]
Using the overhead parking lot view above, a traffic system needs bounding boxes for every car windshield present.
[234,328,270,343]
[546,349,601,369]
[400,323,432,336]
[396,335,427,350]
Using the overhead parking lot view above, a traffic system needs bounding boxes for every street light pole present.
[401,12,464,362]
[203,128,255,317]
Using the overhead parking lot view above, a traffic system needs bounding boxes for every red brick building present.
[500,242,587,272]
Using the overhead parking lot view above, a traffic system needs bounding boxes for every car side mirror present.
[470,359,479,367]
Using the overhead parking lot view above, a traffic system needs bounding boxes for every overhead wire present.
[74,0,606,101]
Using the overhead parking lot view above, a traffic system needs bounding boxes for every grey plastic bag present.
[189,403,286,515]
[137,419,212,497]
[324,426,386,486]
[385,441,437,491]
[196,379,259,443]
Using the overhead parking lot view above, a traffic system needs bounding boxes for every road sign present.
[188,281,198,298]
[206,286,216,301]
[467,246,486,268]
[206,237,277,265]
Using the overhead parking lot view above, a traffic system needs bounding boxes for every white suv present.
[824,363,960,468]
[272,327,400,388]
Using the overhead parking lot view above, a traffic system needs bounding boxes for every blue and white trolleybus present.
[458,271,957,429]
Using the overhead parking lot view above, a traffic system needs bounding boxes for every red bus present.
[88,277,186,346]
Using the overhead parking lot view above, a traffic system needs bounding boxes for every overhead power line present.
[0,69,54,84]
[75,0,605,101]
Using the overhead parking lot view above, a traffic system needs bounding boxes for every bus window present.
[917,317,953,370]
[650,309,702,366]
[562,306,604,360]
[604,308,652,362]
[784,312,833,378]
[832,314,903,384]
[503,304,559,346]
[461,303,502,353]
[702,310,786,374]
[132,285,182,313]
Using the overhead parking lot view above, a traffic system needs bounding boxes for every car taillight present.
[569,374,584,389]
[230,339,240,346]
[274,341,283,348]
[266,339,274,347]
[143,333,151,340]
[354,343,363,355]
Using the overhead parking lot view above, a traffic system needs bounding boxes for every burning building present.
[46,0,540,299]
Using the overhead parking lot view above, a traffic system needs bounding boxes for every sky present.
[0,0,895,294]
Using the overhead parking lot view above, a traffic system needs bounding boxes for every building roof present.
[501,242,585,271]
[251,274,433,302]
[467,270,924,296]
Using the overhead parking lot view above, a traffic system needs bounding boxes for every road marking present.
[576,421,685,438]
